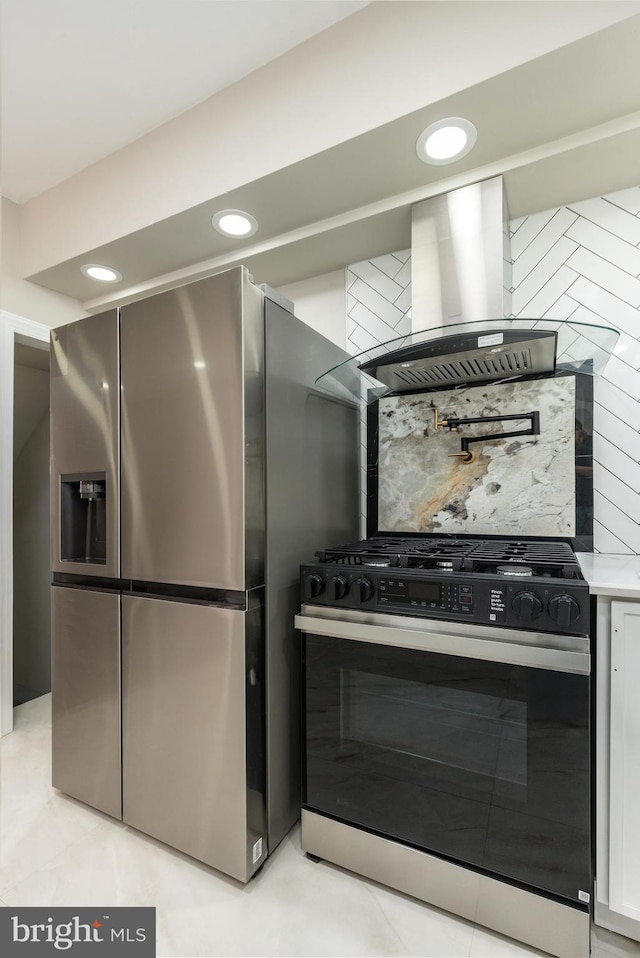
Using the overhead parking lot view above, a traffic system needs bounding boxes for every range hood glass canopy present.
[317,318,620,404]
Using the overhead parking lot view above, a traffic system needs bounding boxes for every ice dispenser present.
[60,473,107,564]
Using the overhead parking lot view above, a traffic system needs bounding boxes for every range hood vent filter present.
[359,329,557,393]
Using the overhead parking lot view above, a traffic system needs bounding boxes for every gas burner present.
[436,560,454,570]
[497,564,533,578]
[363,557,392,568]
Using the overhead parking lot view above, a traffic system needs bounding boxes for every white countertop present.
[576,552,640,599]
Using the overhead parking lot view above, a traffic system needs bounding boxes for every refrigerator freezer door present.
[122,594,266,883]
[50,310,120,578]
[120,267,264,591]
[51,586,121,819]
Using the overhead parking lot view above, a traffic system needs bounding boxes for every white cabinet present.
[595,597,640,940]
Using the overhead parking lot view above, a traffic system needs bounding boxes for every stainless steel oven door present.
[297,606,591,907]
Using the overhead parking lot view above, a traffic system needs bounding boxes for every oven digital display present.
[378,578,444,606]
[407,582,443,603]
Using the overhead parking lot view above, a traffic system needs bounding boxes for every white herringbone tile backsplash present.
[346,250,412,354]
[347,186,640,552]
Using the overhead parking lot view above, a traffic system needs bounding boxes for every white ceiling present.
[3,1,640,307]
[1,0,368,202]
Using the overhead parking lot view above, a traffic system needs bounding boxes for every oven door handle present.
[295,613,590,675]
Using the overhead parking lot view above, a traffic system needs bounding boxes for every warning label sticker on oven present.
[490,589,506,611]
[489,589,506,622]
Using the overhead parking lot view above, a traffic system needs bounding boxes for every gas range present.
[301,536,590,636]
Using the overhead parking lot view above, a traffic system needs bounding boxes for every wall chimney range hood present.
[316,175,619,403]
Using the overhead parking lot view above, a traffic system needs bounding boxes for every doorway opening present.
[13,338,50,707]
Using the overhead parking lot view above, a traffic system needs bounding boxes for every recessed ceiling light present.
[211,209,258,238]
[81,263,122,282]
[416,117,477,165]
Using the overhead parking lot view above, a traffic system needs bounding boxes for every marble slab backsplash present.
[377,377,576,537]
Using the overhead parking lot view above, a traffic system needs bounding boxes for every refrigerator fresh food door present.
[120,267,264,591]
[51,586,121,818]
[122,594,266,883]
[50,310,120,578]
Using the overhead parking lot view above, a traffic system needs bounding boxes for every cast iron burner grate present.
[316,537,583,580]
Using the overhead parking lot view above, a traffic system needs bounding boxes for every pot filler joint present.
[433,407,540,464]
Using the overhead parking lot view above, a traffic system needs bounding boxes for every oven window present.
[345,671,527,786]
[304,634,590,904]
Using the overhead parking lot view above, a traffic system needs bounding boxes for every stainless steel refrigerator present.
[50,267,359,881]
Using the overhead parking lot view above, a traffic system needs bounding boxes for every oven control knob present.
[512,591,543,623]
[354,577,374,602]
[304,573,325,599]
[548,594,580,629]
[331,575,349,600]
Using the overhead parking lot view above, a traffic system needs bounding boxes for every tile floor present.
[1,695,639,958]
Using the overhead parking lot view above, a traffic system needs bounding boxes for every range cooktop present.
[315,536,584,578]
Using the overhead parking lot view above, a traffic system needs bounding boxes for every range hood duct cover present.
[411,175,511,329]
[358,329,557,392]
